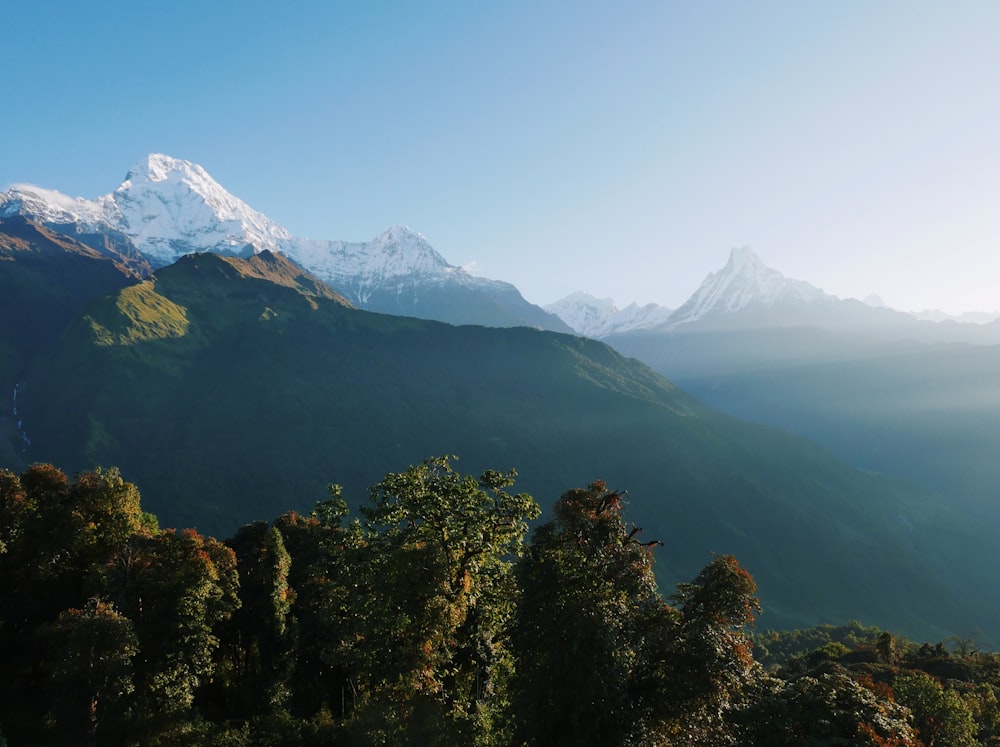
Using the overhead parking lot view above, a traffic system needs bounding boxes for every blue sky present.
[4,1,1000,313]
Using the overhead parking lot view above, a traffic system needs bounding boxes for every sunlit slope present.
[19,252,996,639]
[0,216,144,377]
[0,216,148,468]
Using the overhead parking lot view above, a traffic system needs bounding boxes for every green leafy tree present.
[115,527,240,734]
[735,672,918,746]
[218,522,296,719]
[271,496,363,723]
[352,456,539,745]
[42,598,139,747]
[965,682,1000,745]
[659,554,761,734]
[894,671,979,747]
[0,465,153,744]
[512,481,667,746]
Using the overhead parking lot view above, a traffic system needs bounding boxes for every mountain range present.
[0,154,570,332]
[7,153,998,342]
[549,245,1000,340]
[4,154,1000,641]
[543,293,674,338]
[584,245,1000,569]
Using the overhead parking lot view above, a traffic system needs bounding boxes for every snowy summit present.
[0,154,493,296]
[545,292,673,338]
[0,153,568,331]
[666,246,830,327]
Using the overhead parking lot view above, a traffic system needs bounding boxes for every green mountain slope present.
[0,216,147,375]
[15,252,997,640]
[0,216,150,468]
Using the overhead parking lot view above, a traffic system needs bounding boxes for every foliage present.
[350,456,540,745]
[894,671,978,747]
[42,599,139,746]
[6,457,1000,745]
[0,465,238,745]
[512,481,665,746]
[754,621,888,670]
[735,672,918,746]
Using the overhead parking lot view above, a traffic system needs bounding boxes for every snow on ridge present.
[289,224,514,307]
[667,246,829,327]
[107,153,294,264]
[2,155,503,298]
[0,184,105,226]
[546,291,673,338]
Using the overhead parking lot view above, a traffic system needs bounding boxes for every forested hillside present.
[7,459,999,746]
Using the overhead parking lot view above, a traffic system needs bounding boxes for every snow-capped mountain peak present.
[1,154,570,330]
[668,246,829,328]
[727,245,765,272]
[368,225,451,274]
[106,153,293,264]
[125,153,199,183]
[376,224,426,244]
[545,292,673,338]
[0,183,105,226]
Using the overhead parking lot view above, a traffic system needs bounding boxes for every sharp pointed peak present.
[122,153,213,185]
[724,245,767,271]
[375,224,428,243]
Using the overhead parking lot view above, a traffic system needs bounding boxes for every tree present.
[115,528,240,732]
[0,465,152,744]
[877,631,899,665]
[42,598,139,747]
[271,492,364,723]
[512,481,666,746]
[894,671,978,747]
[219,522,296,719]
[735,672,918,746]
[669,556,760,694]
[352,456,539,745]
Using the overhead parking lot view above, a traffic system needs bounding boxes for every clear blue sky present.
[4,1,1000,313]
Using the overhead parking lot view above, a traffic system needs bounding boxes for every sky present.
[3,1,1000,314]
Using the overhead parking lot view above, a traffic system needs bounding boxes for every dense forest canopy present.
[2,458,999,746]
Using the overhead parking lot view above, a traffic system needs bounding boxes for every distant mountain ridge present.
[549,246,1000,341]
[0,154,570,332]
[547,246,844,337]
[665,246,831,328]
[543,292,673,338]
